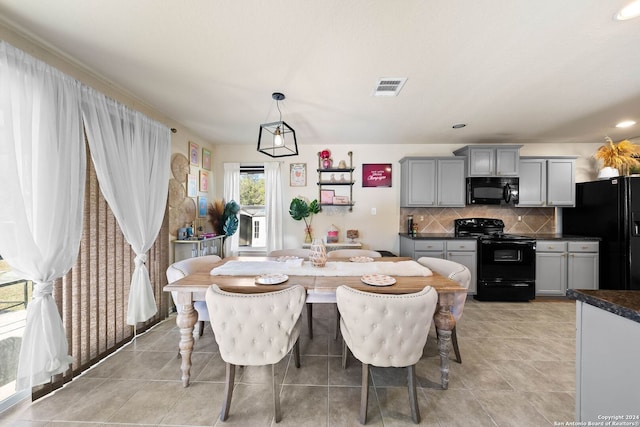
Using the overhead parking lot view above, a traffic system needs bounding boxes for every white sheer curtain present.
[80,86,171,325]
[264,162,283,253]
[0,41,85,389]
[223,162,240,256]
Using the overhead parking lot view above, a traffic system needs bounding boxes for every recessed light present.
[616,120,637,128]
[616,0,640,20]
[452,123,466,129]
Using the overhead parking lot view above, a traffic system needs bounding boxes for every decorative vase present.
[304,225,313,243]
[597,166,619,180]
[322,158,332,169]
[309,238,327,267]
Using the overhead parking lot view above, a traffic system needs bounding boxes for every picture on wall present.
[320,189,335,204]
[199,170,209,192]
[290,163,306,187]
[189,141,199,166]
[198,196,208,217]
[202,148,211,170]
[187,174,197,197]
[362,163,392,187]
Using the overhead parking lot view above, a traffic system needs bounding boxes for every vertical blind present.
[33,149,170,399]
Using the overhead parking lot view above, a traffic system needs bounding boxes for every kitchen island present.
[567,289,640,422]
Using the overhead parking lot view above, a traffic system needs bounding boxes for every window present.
[239,166,266,250]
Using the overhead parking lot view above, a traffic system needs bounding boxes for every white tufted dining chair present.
[336,285,438,424]
[205,284,306,423]
[416,257,471,363]
[326,249,382,258]
[166,255,222,337]
[268,248,337,340]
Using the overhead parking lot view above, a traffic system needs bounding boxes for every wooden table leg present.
[433,292,456,390]
[175,297,198,387]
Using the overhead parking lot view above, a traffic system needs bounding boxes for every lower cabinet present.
[567,242,599,291]
[536,240,598,296]
[400,236,477,294]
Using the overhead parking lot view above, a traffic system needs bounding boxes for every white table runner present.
[210,260,432,277]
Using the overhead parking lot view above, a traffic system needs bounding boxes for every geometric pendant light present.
[257,92,299,158]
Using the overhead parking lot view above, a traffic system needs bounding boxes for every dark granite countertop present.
[567,289,640,324]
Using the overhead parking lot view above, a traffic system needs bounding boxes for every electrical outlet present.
[371,207,377,215]
[419,215,424,221]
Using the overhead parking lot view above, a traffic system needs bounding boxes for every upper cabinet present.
[519,157,576,207]
[453,145,522,176]
[400,157,465,207]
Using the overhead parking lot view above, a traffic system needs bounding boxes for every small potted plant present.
[595,137,640,178]
[289,197,320,243]
[208,199,240,237]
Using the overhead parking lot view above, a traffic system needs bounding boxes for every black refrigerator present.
[562,177,640,290]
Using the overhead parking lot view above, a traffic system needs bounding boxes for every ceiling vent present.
[373,77,407,96]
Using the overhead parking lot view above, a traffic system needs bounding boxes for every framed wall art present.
[320,189,335,204]
[332,195,350,205]
[187,174,197,197]
[362,163,392,187]
[189,141,199,166]
[199,170,209,192]
[202,148,211,170]
[198,196,208,217]
[290,163,306,187]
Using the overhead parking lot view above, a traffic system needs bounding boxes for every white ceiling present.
[1,0,639,147]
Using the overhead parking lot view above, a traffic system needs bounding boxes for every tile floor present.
[0,299,576,426]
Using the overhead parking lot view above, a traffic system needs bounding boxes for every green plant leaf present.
[309,199,320,214]
[289,197,310,221]
[223,215,238,237]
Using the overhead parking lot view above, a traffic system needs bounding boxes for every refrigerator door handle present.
[632,212,640,236]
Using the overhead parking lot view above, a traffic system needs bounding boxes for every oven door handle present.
[480,240,535,247]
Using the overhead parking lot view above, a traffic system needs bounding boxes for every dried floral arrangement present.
[594,137,640,174]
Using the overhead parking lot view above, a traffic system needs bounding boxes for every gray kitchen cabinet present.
[453,145,521,177]
[519,159,546,206]
[445,240,477,294]
[400,157,465,207]
[437,159,466,206]
[535,240,598,295]
[567,241,599,290]
[399,236,476,294]
[547,158,576,206]
[412,240,445,259]
[535,241,567,296]
[400,158,436,206]
[519,157,576,207]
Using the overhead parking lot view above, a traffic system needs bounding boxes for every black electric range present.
[454,218,536,301]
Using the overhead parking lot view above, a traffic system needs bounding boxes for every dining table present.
[163,256,466,390]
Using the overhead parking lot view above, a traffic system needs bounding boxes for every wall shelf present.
[317,151,354,212]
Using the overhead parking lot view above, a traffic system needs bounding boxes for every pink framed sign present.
[362,163,392,187]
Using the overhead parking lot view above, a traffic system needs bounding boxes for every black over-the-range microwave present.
[466,177,519,205]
